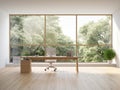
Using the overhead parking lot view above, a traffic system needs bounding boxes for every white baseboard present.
[6,62,116,67]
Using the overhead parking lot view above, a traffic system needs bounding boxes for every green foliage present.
[79,46,106,62]
[10,15,74,55]
[10,16,25,45]
[22,16,44,45]
[79,17,111,45]
[10,15,111,62]
[78,16,111,62]
[104,49,116,60]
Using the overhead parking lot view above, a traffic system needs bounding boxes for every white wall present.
[113,8,120,67]
[0,0,120,14]
[0,0,120,68]
[0,11,9,68]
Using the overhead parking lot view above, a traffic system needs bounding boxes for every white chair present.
[13,56,20,64]
[44,47,57,71]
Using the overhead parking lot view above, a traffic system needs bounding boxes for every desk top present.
[21,56,78,60]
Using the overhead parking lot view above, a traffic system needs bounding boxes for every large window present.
[10,14,112,63]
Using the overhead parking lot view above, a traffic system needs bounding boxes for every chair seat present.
[45,60,56,63]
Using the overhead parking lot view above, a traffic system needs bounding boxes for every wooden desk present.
[21,56,79,73]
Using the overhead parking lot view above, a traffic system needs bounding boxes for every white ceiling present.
[0,0,120,14]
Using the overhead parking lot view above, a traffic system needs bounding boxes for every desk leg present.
[76,59,79,73]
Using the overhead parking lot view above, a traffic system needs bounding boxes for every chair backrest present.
[46,47,56,56]
[66,50,73,57]
[13,56,21,64]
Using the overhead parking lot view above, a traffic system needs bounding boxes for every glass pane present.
[77,16,111,45]
[10,15,112,63]
[10,45,45,62]
[56,46,76,56]
[10,16,44,45]
[46,15,76,45]
[78,45,110,62]
[56,46,76,62]
[45,45,76,62]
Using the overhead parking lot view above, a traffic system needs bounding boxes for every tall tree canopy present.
[10,15,111,62]
[10,16,74,57]
[78,17,111,62]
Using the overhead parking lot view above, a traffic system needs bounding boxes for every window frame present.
[9,14,112,63]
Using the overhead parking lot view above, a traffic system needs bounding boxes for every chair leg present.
[44,62,57,71]
[54,68,57,71]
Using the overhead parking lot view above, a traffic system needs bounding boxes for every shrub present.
[104,49,116,60]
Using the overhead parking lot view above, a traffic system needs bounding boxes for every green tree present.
[10,15,74,58]
[22,16,44,45]
[10,16,25,45]
[79,17,111,62]
[10,16,25,59]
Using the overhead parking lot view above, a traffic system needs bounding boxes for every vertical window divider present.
[9,14,11,62]
[9,14,112,63]
[76,15,78,57]
[111,14,113,48]
[44,15,46,55]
